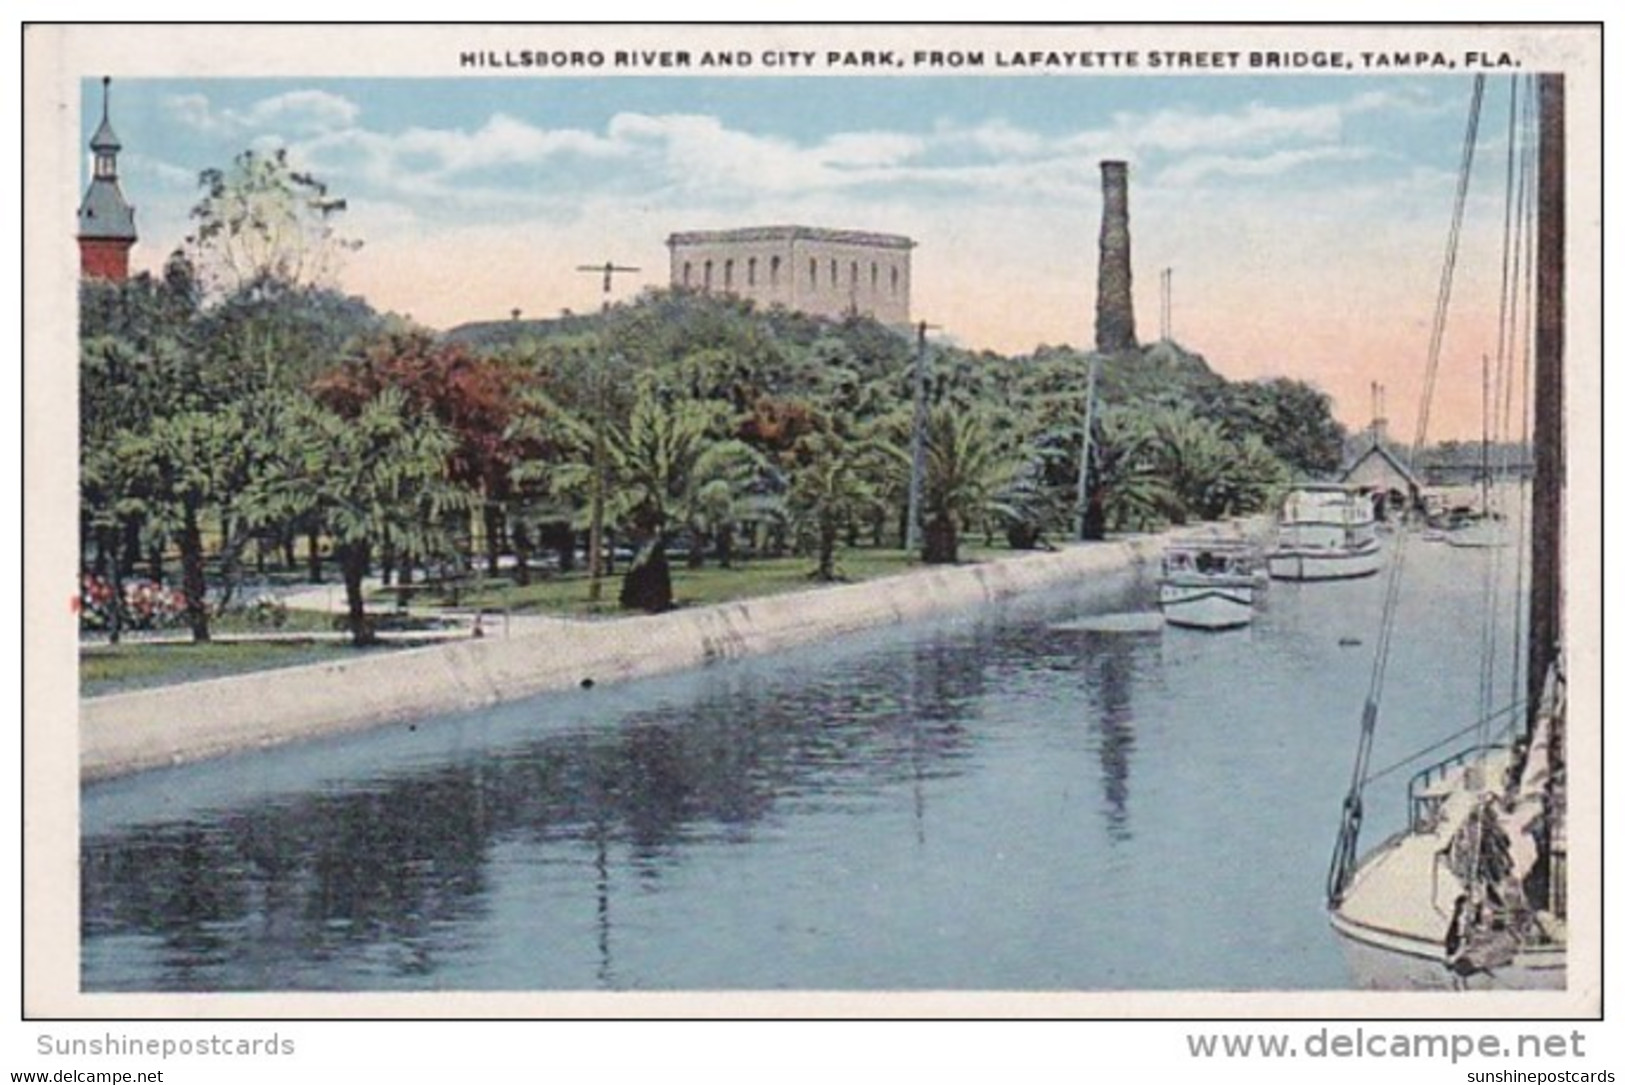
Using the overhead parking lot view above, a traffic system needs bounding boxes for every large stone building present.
[666,226,914,325]
[77,77,137,281]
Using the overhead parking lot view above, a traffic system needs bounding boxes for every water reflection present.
[1083,631,1144,844]
[82,611,1024,991]
[86,558,1470,992]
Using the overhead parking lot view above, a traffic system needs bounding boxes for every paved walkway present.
[82,575,579,648]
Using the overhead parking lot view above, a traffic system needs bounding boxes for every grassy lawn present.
[453,544,1013,617]
[79,542,1024,693]
[80,639,397,697]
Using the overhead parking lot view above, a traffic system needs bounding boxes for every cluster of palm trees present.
[82,149,1342,646]
[488,290,1307,601]
[81,276,1331,644]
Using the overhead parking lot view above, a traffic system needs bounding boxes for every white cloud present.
[389,113,623,172]
[166,89,360,137]
[1119,102,1342,153]
[1155,145,1373,187]
[157,85,1429,250]
[248,90,361,133]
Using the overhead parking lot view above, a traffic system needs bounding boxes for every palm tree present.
[1091,406,1176,533]
[611,387,765,608]
[514,382,766,610]
[1150,406,1233,524]
[921,405,1019,565]
[288,389,470,645]
[786,430,887,581]
[122,406,254,643]
[1151,406,1290,523]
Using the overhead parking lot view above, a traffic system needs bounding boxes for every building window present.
[830,259,838,286]
[747,257,757,287]
[770,255,781,286]
[704,260,713,290]
[810,259,817,287]
[683,262,692,287]
[850,261,859,292]
[871,262,878,291]
[724,259,734,290]
[891,266,899,294]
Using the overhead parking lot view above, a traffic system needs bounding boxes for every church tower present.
[77,77,137,281]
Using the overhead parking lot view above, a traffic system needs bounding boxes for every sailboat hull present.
[1328,747,1566,992]
[1329,907,1566,991]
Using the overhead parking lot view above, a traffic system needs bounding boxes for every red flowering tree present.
[313,332,545,580]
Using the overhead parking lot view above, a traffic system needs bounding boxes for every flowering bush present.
[77,574,189,632]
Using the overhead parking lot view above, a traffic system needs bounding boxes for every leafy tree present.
[286,390,469,645]
[78,266,205,637]
[517,382,767,610]
[117,406,256,642]
[198,277,383,400]
[1149,406,1288,523]
[185,147,360,297]
[314,332,541,577]
[1213,377,1347,477]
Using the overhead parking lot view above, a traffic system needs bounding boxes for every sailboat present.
[1325,74,1566,990]
[1446,356,1511,549]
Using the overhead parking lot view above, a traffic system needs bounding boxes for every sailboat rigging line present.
[1478,76,1533,742]
[1412,73,1486,459]
[1328,75,1487,904]
[1361,699,1527,787]
[1508,78,1540,712]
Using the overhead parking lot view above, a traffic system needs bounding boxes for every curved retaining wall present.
[80,536,1174,782]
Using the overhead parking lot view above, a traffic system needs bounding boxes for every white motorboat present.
[1158,541,1257,630]
[1267,485,1382,581]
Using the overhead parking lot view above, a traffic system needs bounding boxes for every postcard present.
[23,22,1603,1034]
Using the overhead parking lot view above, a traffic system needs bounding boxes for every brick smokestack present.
[1095,160,1137,353]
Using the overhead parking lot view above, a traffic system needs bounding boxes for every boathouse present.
[1342,440,1422,520]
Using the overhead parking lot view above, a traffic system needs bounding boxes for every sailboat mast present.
[1528,73,1564,738]
[1481,354,1491,512]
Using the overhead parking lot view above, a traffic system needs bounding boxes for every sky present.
[81,72,1540,443]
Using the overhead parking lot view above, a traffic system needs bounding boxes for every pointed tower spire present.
[78,76,137,280]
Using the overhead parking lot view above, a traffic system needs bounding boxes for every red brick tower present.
[77,77,137,281]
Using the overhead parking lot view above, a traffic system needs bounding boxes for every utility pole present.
[904,320,941,555]
[1074,354,1100,541]
[576,261,640,603]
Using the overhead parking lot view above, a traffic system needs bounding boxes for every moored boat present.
[1267,485,1382,581]
[1443,512,1510,549]
[1158,540,1257,630]
[1325,73,1567,991]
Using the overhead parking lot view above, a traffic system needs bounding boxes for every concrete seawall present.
[80,536,1177,782]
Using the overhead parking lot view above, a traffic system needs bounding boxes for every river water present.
[81,533,1521,992]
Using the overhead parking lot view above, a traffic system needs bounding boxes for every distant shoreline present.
[79,525,1261,783]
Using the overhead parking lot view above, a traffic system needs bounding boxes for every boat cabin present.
[1161,541,1256,580]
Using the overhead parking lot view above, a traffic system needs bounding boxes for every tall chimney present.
[1095,160,1137,353]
